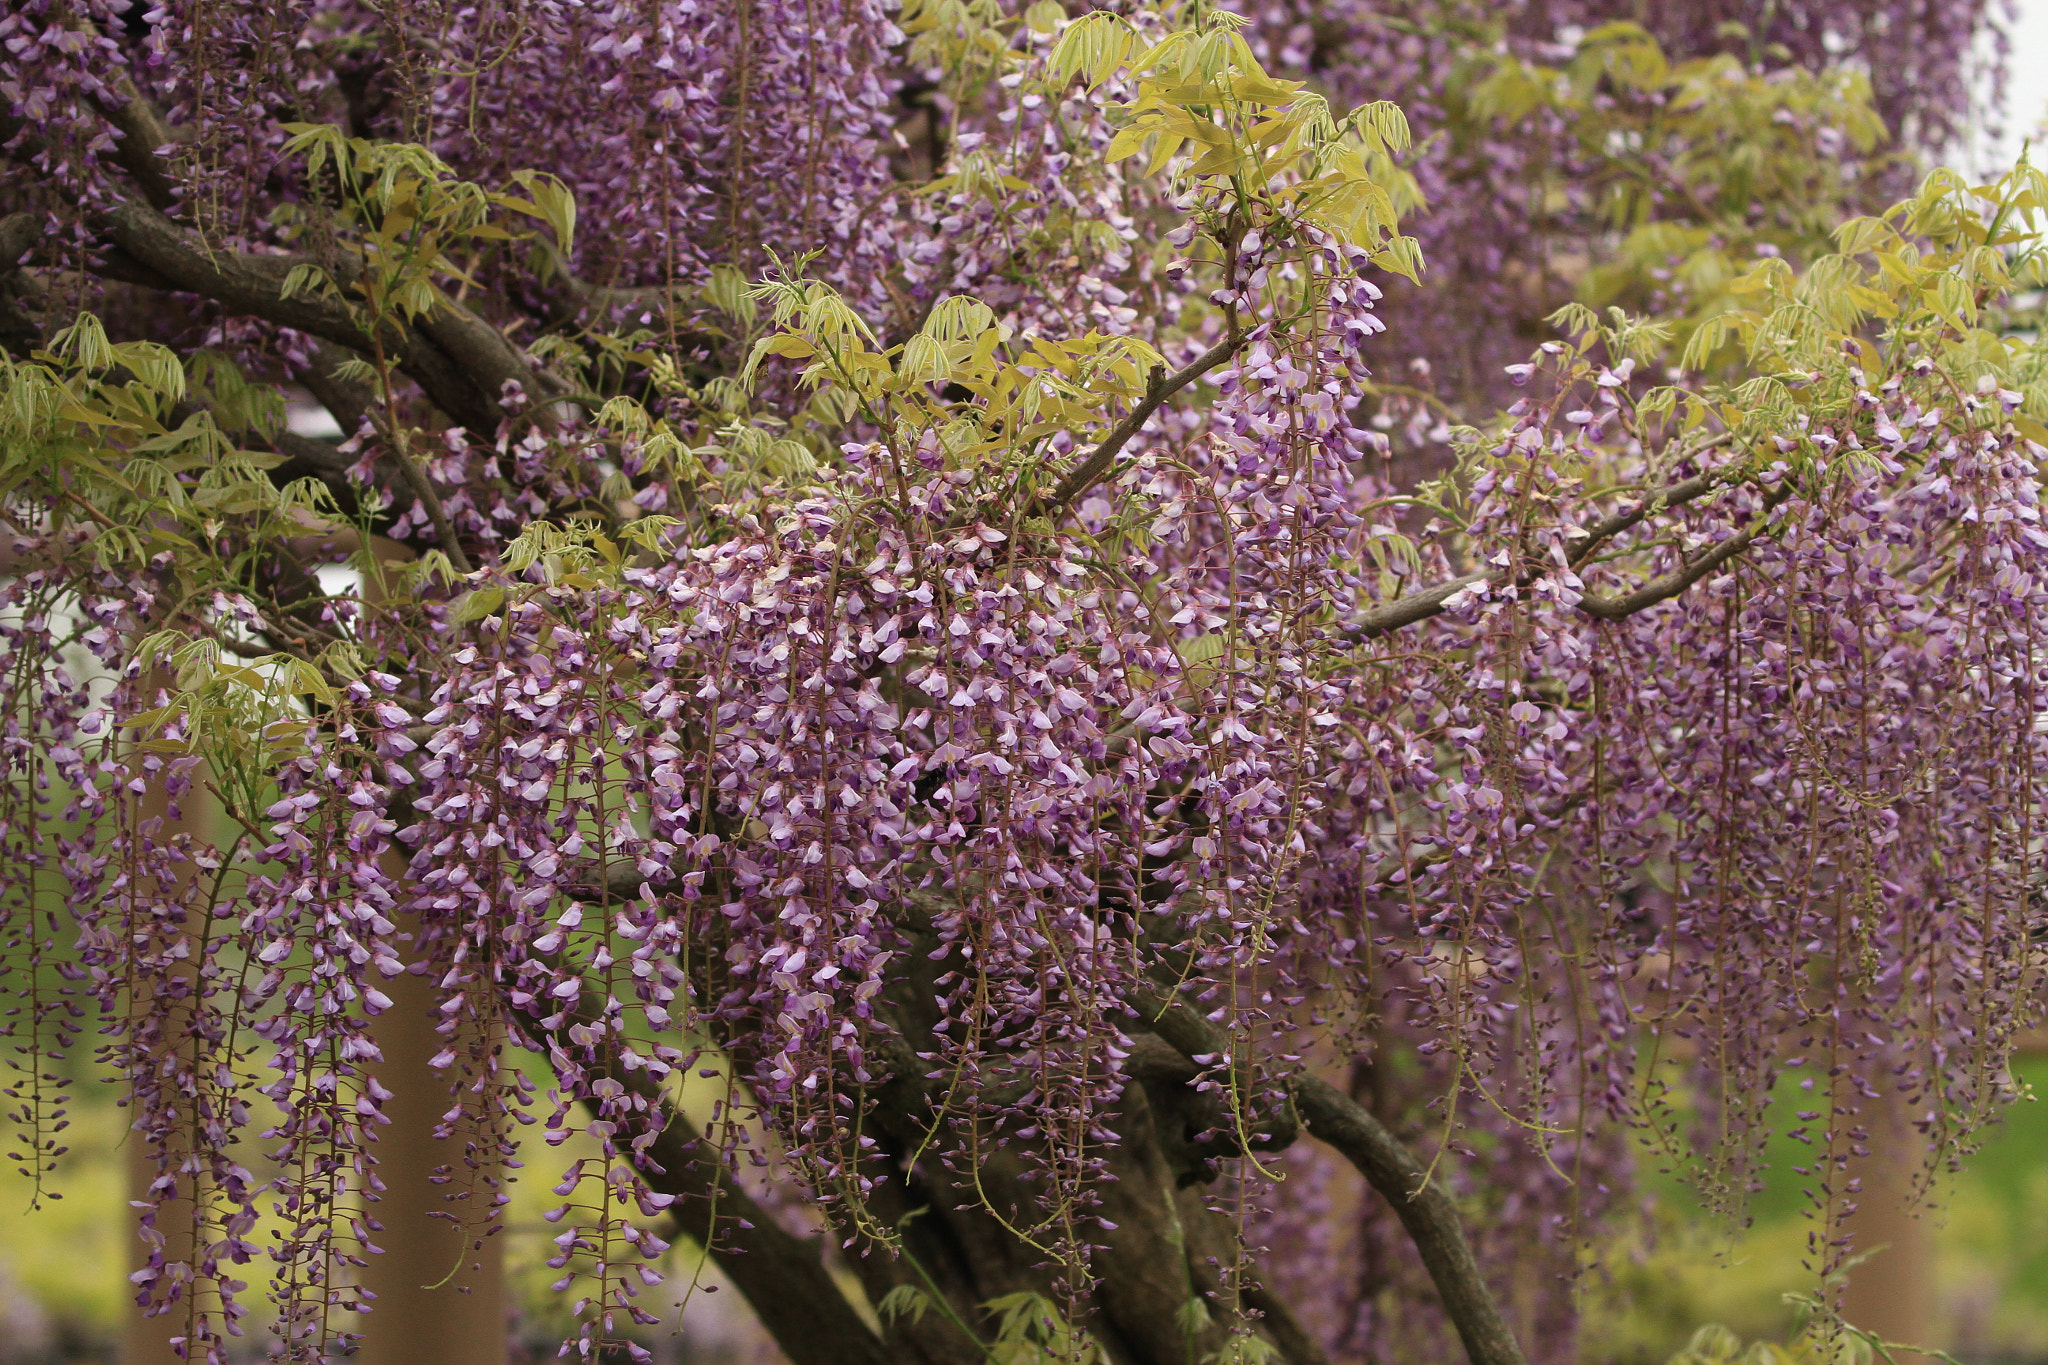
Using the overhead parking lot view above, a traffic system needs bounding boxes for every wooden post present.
[353,940,507,1365]
[121,734,220,1365]
[353,535,507,1365]
[1837,1097,1936,1359]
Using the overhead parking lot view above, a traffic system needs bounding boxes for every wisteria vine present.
[2,4,2045,1365]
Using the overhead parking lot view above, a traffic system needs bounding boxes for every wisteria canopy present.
[1,2,2044,1364]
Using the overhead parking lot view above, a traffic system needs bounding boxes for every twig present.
[1574,484,1791,620]
[1028,325,1244,520]
[379,419,472,573]
[1351,460,1766,639]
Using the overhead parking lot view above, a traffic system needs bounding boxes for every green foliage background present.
[5,1064,2045,1363]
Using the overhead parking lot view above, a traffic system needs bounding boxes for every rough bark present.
[1128,982,1529,1365]
[613,1086,902,1365]
[93,197,523,436]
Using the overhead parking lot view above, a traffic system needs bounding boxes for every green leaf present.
[875,1285,931,1326]
[451,586,507,623]
[1022,0,1064,34]
[290,658,338,705]
[705,264,756,323]
[49,313,116,371]
[922,295,998,344]
[280,263,333,302]
[506,170,579,257]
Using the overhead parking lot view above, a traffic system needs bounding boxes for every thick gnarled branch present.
[577,1065,898,1365]
[93,197,526,437]
[1127,981,1528,1365]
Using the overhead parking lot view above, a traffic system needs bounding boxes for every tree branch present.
[1028,327,1244,521]
[0,213,36,274]
[57,76,547,439]
[90,197,523,435]
[1290,1076,1527,1365]
[297,339,378,435]
[0,212,43,355]
[1126,982,1527,1365]
[1574,484,1791,620]
[579,1091,898,1365]
[88,72,181,213]
[1351,462,1762,639]
[1564,452,1730,571]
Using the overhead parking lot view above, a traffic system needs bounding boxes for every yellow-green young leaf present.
[1831,216,1893,258]
[450,589,505,626]
[1680,315,1734,371]
[740,332,817,386]
[1228,70,1303,106]
[104,341,186,402]
[133,630,189,675]
[506,170,578,257]
[766,439,818,481]
[1846,282,1898,318]
[1930,271,1974,323]
[1022,0,1063,34]
[619,515,680,553]
[875,1285,932,1327]
[1048,10,1135,87]
[280,122,350,181]
[50,313,116,371]
[171,639,222,691]
[797,286,878,346]
[329,355,377,387]
[596,395,652,434]
[417,550,464,587]
[706,264,755,323]
[290,658,338,705]
[966,325,1004,374]
[1189,139,1248,176]
[54,400,119,428]
[1370,235,1425,283]
[133,411,224,456]
[1143,131,1189,178]
[1637,385,1681,422]
[388,277,441,319]
[899,334,951,385]
[922,295,998,343]
[1353,100,1412,153]
[226,446,284,472]
[279,263,332,302]
[190,486,274,515]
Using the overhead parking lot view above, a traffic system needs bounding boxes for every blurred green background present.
[1584,1058,2048,1365]
[3,1057,2043,1365]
